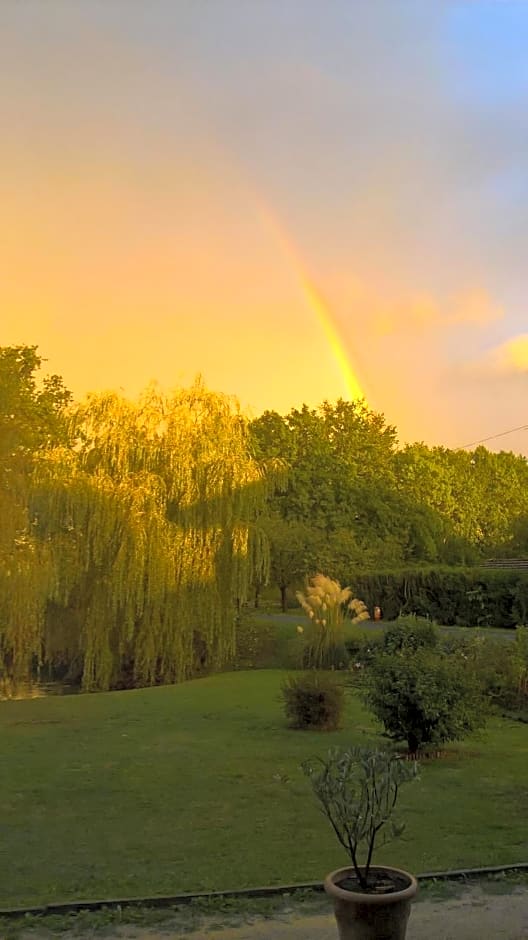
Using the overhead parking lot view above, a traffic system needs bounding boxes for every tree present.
[4,380,280,691]
[0,345,71,464]
[0,346,72,693]
[394,443,528,557]
[262,516,330,611]
[250,400,408,570]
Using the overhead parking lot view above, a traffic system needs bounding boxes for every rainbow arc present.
[255,204,364,402]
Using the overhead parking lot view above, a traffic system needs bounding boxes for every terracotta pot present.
[324,865,418,940]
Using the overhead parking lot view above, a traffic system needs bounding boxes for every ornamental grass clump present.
[297,574,369,669]
[302,746,419,890]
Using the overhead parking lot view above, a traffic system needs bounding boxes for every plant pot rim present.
[324,865,418,905]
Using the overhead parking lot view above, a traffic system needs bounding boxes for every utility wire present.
[460,423,528,450]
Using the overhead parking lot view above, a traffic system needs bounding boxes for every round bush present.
[363,648,486,752]
[281,671,345,730]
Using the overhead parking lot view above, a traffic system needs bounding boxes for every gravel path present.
[24,883,528,940]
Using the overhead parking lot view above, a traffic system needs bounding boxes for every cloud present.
[490,334,528,375]
[369,288,503,336]
[463,333,528,380]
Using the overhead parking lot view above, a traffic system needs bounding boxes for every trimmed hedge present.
[351,567,528,628]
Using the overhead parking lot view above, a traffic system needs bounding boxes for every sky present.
[1,0,528,453]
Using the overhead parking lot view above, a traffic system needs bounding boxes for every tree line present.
[250,402,528,608]
[1,344,528,690]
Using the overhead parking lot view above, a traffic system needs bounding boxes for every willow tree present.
[31,381,280,691]
[0,475,57,695]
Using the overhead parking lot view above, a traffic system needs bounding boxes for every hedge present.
[349,567,528,628]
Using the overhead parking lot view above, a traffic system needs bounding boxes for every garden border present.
[1,863,527,920]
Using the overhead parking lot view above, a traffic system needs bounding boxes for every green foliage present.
[250,401,419,575]
[0,346,72,693]
[352,567,528,628]
[394,443,528,552]
[4,344,528,693]
[466,638,520,710]
[262,515,325,612]
[0,345,72,464]
[1,371,282,691]
[231,615,279,669]
[513,625,528,704]
[382,616,439,654]
[282,671,345,730]
[344,630,385,668]
[252,406,528,588]
[364,649,487,752]
[302,746,419,888]
[465,628,528,714]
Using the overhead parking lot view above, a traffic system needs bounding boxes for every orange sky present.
[1,2,528,454]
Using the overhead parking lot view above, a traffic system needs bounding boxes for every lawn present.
[0,670,527,909]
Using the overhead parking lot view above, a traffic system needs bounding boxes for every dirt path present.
[182,887,528,940]
[23,883,528,940]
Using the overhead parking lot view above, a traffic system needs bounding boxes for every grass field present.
[1,669,527,909]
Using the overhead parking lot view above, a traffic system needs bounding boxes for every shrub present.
[466,629,528,713]
[344,631,384,668]
[465,637,518,709]
[513,625,528,707]
[363,649,486,752]
[382,615,439,654]
[281,671,345,730]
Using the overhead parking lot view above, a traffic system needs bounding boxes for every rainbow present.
[255,203,365,402]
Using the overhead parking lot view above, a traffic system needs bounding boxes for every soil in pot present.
[336,868,410,895]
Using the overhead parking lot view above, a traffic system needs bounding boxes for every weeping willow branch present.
[2,380,283,692]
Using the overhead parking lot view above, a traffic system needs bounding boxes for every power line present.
[460,423,528,450]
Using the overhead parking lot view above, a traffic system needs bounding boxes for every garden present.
[1,602,527,911]
[2,348,528,937]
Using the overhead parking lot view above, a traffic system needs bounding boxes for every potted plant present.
[302,746,419,940]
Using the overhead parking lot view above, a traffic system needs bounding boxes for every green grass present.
[1,670,527,909]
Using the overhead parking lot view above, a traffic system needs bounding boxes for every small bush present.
[363,649,486,752]
[465,631,528,714]
[281,672,345,730]
[344,631,384,667]
[382,616,439,654]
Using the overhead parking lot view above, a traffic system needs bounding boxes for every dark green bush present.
[382,616,439,654]
[281,671,345,730]
[467,639,519,710]
[351,567,528,628]
[463,631,528,715]
[363,649,486,752]
[344,631,384,667]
